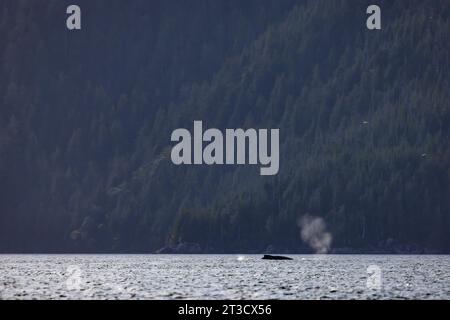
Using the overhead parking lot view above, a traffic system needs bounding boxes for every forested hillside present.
[1,0,449,253]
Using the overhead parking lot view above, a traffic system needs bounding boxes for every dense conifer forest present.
[0,0,449,253]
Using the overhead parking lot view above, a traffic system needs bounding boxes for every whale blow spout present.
[262,254,293,260]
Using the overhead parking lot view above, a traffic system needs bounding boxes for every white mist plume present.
[298,215,332,254]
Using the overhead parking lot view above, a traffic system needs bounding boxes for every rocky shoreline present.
[154,239,444,255]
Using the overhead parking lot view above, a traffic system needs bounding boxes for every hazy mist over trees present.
[0,0,449,253]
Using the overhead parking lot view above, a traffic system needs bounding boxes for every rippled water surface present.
[0,255,449,299]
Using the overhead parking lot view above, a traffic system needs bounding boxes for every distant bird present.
[362,121,369,125]
[421,153,427,157]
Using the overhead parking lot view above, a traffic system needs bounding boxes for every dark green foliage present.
[0,0,449,252]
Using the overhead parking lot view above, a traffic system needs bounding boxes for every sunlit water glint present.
[0,255,448,299]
